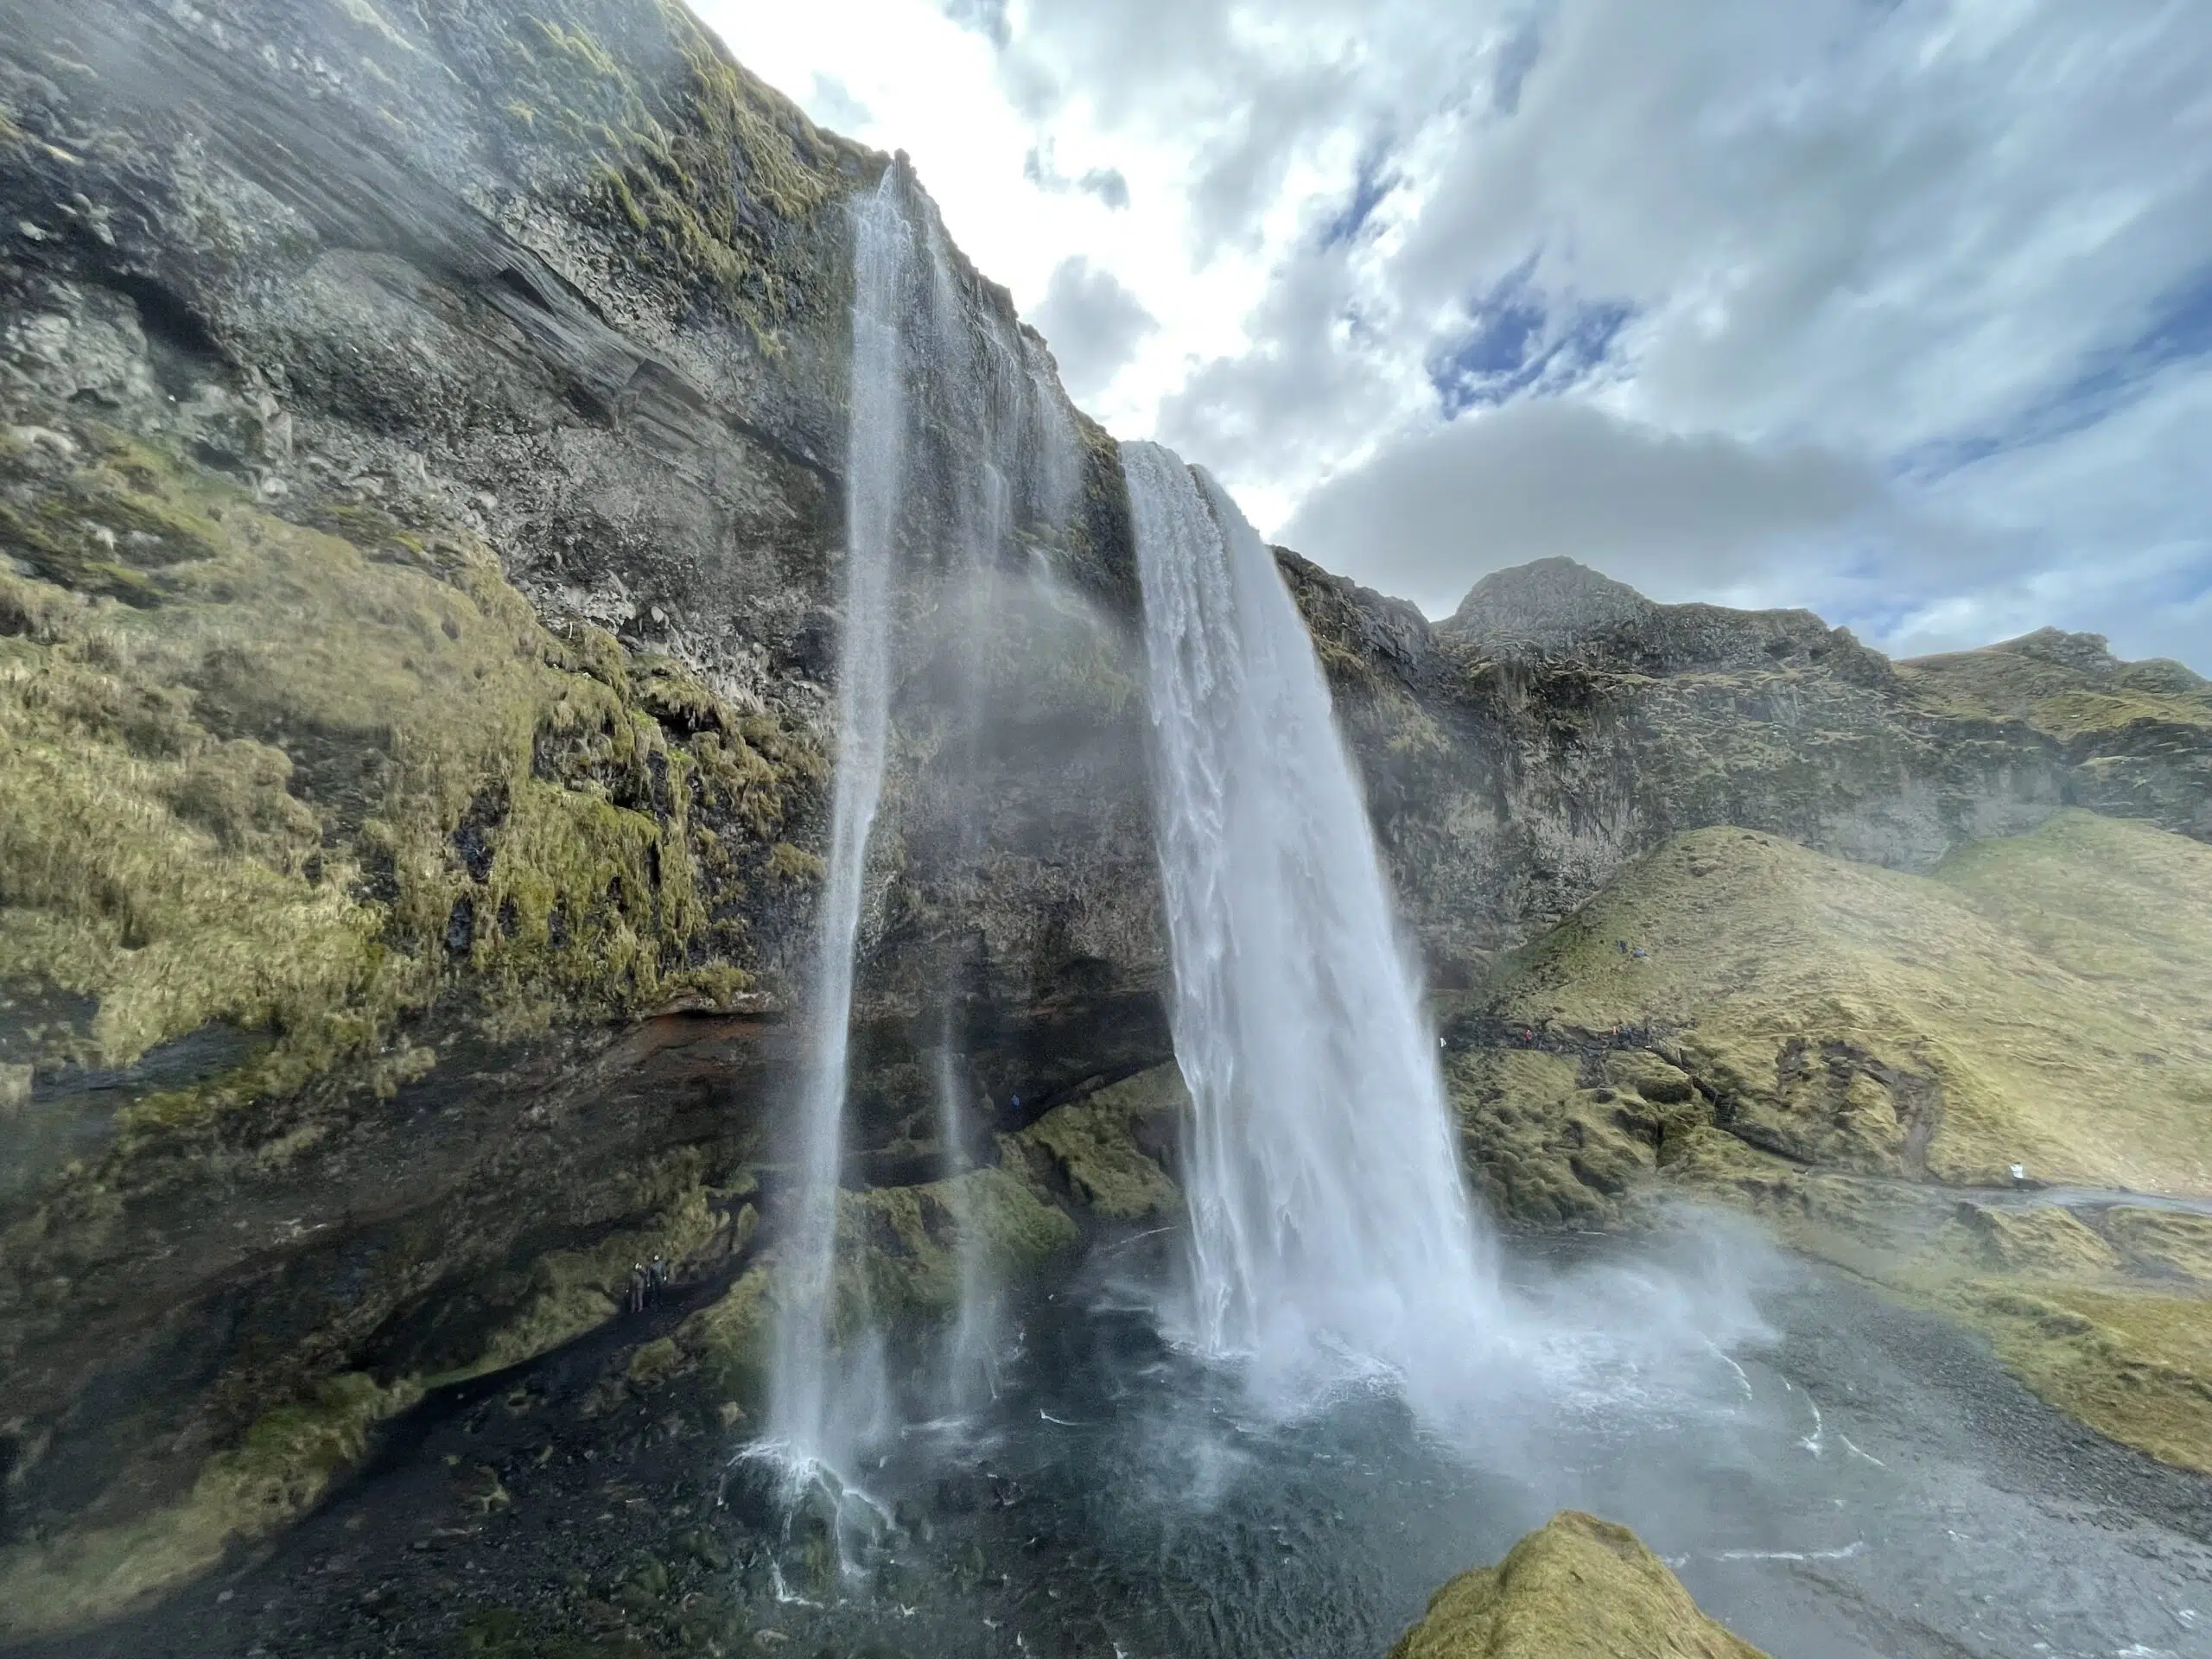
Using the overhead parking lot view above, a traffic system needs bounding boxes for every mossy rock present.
[0,1371,423,1638]
[1446,1048,1657,1230]
[1012,1065,1186,1220]
[1389,1510,1767,1659]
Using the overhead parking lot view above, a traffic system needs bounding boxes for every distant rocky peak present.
[1439,556,1656,650]
[1991,626,2121,677]
[1433,556,1885,685]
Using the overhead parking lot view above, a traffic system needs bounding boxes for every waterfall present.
[766,171,1084,1471]
[1122,440,1501,1422]
[767,171,912,1473]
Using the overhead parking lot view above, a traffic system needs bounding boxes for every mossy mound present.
[1389,1510,1766,1659]
[1010,1064,1185,1220]
[1481,812,2212,1193]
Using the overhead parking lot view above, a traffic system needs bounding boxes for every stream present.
[19,1217,2209,1659]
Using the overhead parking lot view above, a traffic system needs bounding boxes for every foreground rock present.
[1389,1511,1766,1659]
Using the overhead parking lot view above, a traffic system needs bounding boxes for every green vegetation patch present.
[0,1371,423,1638]
[1898,633,2212,740]
[499,1,864,340]
[1482,814,2212,1192]
[0,418,817,1122]
[1389,1510,1767,1659]
[1013,1065,1185,1220]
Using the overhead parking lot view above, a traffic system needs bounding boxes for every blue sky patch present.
[1428,262,1631,416]
[1896,264,2212,484]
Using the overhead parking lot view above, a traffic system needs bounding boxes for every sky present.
[702,0,2212,670]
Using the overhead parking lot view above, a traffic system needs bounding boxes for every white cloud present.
[696,0,2212,670]
[1030,258,1157,402]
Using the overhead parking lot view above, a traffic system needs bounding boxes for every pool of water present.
[21,1216,2211,1659]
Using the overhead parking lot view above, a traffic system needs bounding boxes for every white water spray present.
[1122,440,1502,1421]
[767,172,912,1473]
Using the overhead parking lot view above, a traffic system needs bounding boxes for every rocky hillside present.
[3,0,2210,1634]
[1287,552,2212,983]
[1447,809,2212,1470]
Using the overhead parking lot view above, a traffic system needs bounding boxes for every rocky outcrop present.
[1287,554,2211,984]
[1389,1511,1767,1659]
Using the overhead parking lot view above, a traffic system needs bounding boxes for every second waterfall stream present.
[1122,441,1504,1426]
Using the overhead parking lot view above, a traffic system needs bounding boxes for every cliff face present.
[3,0,2210,1629]
[0,0,1153,1616]
[1285,552,2212,984]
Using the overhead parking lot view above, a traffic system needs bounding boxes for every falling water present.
[1122,440,1502,1423]
[766,174,1084,1470]
[910,215,1081,1412]
[766,171,912,1473]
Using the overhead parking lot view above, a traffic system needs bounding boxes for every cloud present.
[804,73,873,132]
[937,0,1009,49]
[701,0,2212,670]
[1029,257,1159,404]
[1022,145,1130,210]
[1280,401,1909,618]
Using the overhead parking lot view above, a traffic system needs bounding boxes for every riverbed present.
[17,1217,2210,1659]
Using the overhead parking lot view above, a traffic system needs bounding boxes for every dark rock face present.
[1285,553,2211,983]
[1,0,2208,1627]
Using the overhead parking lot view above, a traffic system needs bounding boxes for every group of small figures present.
[626,1254,671,1314]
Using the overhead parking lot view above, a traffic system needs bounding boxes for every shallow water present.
[744,1229,2211,1659]
[19,1220,2211,1659]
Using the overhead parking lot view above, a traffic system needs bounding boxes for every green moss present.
[1481,816,2212,1192]
[498,2,863,340]
[2101,1207,2212,1284]
[441,1175,729,1385]
[1010,1065,1185,1220]
[0,1371,423,1638]
[840,1166,1080,1328]
[1389,1511,1767,1659]
[0,419,815,1114]
[1951,1281,2212,1473]
[1898,636,2212,739]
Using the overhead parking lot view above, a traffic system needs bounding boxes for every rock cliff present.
[3,0,2209,1631]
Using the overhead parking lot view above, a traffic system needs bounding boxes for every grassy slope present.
[1484,812,2212,1193]
[1475,812,2212,1471]
[1897,636,2212,741]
